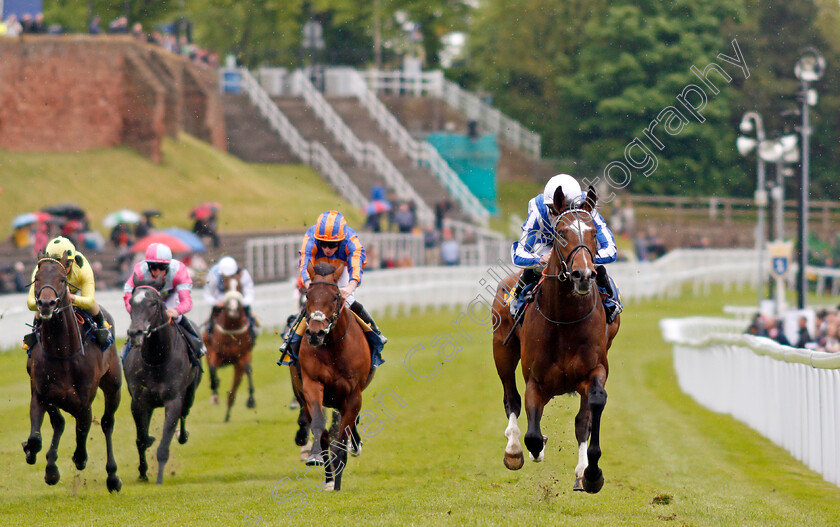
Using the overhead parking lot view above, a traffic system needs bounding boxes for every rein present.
[306,280,349,345]
[133,286,173,339]
[35,258,85,359]
[533,211,598,325]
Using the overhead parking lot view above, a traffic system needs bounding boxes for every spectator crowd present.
[747,309,840,353]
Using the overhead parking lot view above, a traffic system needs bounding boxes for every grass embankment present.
[0,134,363,234]
[1,286,840,525]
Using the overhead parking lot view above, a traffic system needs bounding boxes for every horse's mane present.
[133,274,164,292]
[312,262,337,277]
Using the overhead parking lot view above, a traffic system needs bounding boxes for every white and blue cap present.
[543,174,583,208]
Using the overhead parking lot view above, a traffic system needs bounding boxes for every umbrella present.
[190,202,222,221]
[142,209,162,218]
[12,212,51,228]
[366,200,392,215]
[162,227,206,253]
[103,209,142,228]
[131,233,192,254]
[42,203,86,220]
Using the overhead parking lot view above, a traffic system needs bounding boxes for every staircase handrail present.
[292,71,434,226]
[231,68,367,210]
[349,70,490,226]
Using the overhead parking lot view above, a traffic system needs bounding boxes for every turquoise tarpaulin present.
[426,133,499,214]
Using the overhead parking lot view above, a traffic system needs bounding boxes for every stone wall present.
[0,35,225,161]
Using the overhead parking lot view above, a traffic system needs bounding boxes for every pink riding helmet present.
[145,243,173,264]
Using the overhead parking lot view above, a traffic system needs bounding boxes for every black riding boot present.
[350,301,387,341]
[595,265,622,324]
[244,305,258,339]
[206,306,221,339]
[92,311,111,347]
[178,316,206,365]
[23,318,40,355]
[511,267,541,318]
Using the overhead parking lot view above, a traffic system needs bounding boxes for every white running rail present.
[290,71,434,226]
[362,69,541,159]
[661,316,840,487]
[348,70,491,226]
[221,68,367,211]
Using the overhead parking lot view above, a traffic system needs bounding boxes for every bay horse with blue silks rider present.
[492,185,621,493]
[203,273,256,422]
[22,252,123,492]
[292,261,375,491]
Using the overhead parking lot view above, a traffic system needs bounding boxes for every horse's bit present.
[133,286,172,338]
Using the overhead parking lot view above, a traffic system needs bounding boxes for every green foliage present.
[44,0,181,33]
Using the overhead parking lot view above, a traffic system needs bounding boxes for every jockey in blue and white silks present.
[204,256,258,339]
[510,174,622,323]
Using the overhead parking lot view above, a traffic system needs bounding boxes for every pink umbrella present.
[131,232,192,254]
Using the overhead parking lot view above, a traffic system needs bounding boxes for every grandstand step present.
[223,94,298,164]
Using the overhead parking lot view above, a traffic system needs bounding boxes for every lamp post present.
[737,112,767,305]
[794,48,826,309]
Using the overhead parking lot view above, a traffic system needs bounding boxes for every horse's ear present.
[552,186,566,212]
[37,249,46,260]
[331,262,346,282]
[583,185,598,213]
[306,260,315,281]
[60,252,70,269]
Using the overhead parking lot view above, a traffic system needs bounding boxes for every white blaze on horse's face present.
[132,289,148,305]
[569,218,592,241]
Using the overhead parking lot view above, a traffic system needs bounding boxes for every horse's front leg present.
[573,393,591,491]
[328,392,362,491]
[208,355,220,405]
[302,379,326,466]
[523,381,548,463]
[43,406,65,485]
[244,361,256,409]
[226,362,245,422]
[72,405,92,471]
[156,398,184,484]
[582,365,607,494]
[131,399,155,482]
[23,392,47,465]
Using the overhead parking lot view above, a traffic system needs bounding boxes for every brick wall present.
[0,35,225,161]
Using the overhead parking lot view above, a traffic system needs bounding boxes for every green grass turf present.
[0,134,363,235]
[2,286,840,526]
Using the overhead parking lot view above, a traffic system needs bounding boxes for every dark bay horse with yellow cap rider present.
[279,210,386,368]
[24,236,113,351]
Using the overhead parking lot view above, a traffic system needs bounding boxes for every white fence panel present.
[661,317,840,487]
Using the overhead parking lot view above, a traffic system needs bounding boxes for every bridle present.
[533,210,598,325]
[542,211,596,283]
[34,258,84,358]
[305,281,349,344]
[35,258,72,315]
[132,286,172,339]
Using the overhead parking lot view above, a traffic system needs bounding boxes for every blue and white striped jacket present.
[511,193,617,268]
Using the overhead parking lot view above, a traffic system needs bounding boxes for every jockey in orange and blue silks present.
[510,173,622,324]
[279,210,386,368]
[121,242,206,363]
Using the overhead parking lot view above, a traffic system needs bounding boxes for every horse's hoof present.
[107,475,122,493]
[324,481,335,491]
[350,445,362,457]
[583,468,604,494]
[573,477,585,491]
[305,454,324,466]
[524,434,547,463]
[246,397,256,409]
[503,451,524,470]
[224,413,231,423]
[44,465,60,485]
[22,437,41,464]
[178,430,189,445]
[73,453,87,471]
[210,394,219,405]
[294,429,309,447]
[138,474,148,482]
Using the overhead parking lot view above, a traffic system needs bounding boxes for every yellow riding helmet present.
[45,236,77,261]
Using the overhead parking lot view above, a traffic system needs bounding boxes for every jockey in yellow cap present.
[25,236,111,348]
